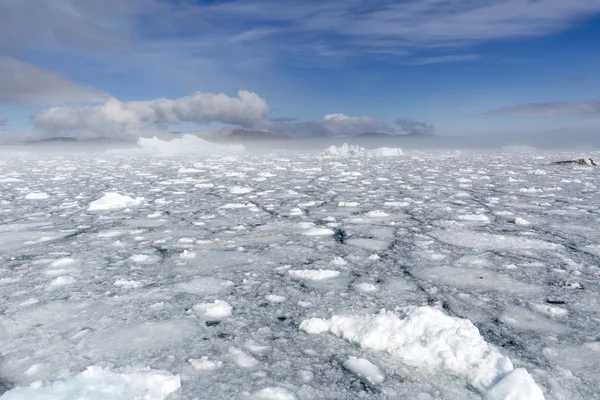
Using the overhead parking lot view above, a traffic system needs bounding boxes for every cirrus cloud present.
[0,56,108,106]
[487,100,600,117]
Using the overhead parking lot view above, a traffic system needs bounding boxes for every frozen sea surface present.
[0,149,599,399]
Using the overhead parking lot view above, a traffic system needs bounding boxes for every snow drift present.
[0,366,181,400]
[300,306,544,399]
[324,143,403,157]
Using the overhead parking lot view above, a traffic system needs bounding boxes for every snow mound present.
[137,134,244,155]
[289,269,340,281]
[0,365,180,400]
[300,306,544,397]
[193,300,233,319]
[324,143,403,158]
[88,192,144,211]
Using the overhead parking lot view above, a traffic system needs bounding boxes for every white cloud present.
[31,90,270,139]
[0,116,6,126]
[209,0,600,49]
[256,113,396,137]
[488,100,600,117]
[0,56,108,106]
[409,54,481,65]
[395,118,436,135]
[321,113,394,136]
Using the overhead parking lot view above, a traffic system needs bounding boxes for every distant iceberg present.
[138,134,245,154]
[324,143,404,157]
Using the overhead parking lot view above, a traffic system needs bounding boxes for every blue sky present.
[1,0,600,141]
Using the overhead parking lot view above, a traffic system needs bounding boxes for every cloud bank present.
[488,100,600,117]
[31,91,271,139]
[395,118,436,135]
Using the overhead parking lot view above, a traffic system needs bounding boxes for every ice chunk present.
[230,186,253,194]
[486,368,545,400]
[300,306,517,392]
[343,357,385,384]
[25,192,49,200]
[303,228,334,236]
[88,192,144,211]
[193,300,233,319]
[289,269,340,281]
[189,357,223,372]
[0,365,180,400]
[229,347,259,368]
[265,294,286,303]
[251,387,297,400]
[114,279,142,289]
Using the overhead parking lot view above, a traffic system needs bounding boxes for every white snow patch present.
[300,306,543,396]
[486,368,545,400]
[114,279,142,289]
[514,217,532,226]
[365,210,389,218]
[343,357,385,385]
[129,254,153,264]
[289,269,340,281]
[229,347,259,368]
[265,294,286,303]
[188,357,223,372]
[303,228,334,236]
[179,250,197,259]
[50,258,74,268]
[88,192,144,211]
[354,283,378,293]
[251,387,297,400]
[193,300,232,319]
[50,276,76,286]
[25,192,49,200]
[0,365,180,400]
[230,186,253,194]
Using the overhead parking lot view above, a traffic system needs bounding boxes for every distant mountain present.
[355,132,395,138]
[407,131,434,137]
[26,136,135,144]
[228,129,291,141]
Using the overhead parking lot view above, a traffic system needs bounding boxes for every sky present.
[1,0,600,142]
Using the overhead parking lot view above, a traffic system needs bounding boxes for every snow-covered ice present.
[193,300,233,319]
[1,148,599,399]
[0,366,180,400]
[88,192,145,211]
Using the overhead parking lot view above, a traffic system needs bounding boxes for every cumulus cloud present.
[31,90,270,139]
[488,100,600,117]
[320,113,394,136]
[0,56,108,106]
[257,113,395,137]
[395,118,435,136]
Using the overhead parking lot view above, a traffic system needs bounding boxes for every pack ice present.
[1,148,599,400]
